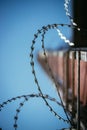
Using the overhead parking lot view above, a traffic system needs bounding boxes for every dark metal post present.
[73,0,87,47]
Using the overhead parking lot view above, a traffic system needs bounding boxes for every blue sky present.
[0,0,72,130]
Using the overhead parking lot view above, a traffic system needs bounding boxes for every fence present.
[38,47,87,130]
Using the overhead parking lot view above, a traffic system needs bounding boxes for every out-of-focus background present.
[0,0,72,130]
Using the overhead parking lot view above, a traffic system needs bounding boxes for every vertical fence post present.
[77,51,80,130]
[71,51,75,118]
[63,51,69,109]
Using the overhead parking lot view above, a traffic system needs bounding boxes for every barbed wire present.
[64,0,79,29]
[0,93,64,111]
[0,24,86,130]
[30,24,70,124]
[56,28,74,46]
[0,93,72,130]
[13,93,69,130]
[1,0,87,130]
[30,22,87,129]
[30,23,84,127]
[41,28,72,124]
